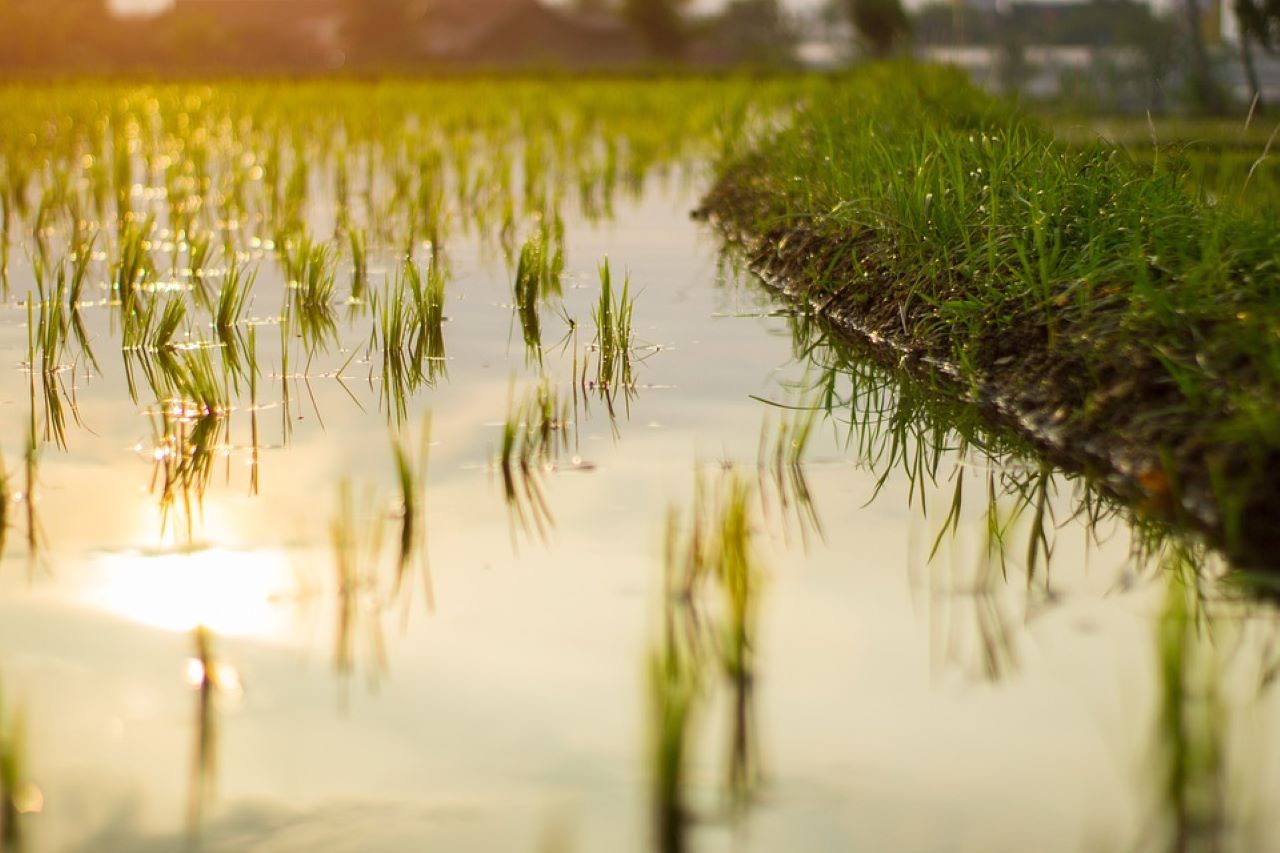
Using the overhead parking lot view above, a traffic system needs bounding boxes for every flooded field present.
[1,81,1279,852]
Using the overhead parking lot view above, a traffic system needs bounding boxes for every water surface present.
[0,91,1277,853]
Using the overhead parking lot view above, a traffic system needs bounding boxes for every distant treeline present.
[0,0,805,76]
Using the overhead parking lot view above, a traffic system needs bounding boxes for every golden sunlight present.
[80,548,298,639]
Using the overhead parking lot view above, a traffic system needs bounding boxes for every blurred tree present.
[708,0,797,66]
[623,0,687,58]
[1180,0,1227,113]
[0,0,112,72]
[1235,0,1280,110]
[342,0,421,66]
[846,0,909,57]
[573,0,617,15]
[995,35,1029,96]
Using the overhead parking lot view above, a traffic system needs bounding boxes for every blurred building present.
[168,0,346,68]
[411,0,647,67]
[164,0,648,69]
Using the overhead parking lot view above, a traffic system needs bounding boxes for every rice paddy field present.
[1,76,1280,852]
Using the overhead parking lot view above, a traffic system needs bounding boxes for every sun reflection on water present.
[80,548,297,639]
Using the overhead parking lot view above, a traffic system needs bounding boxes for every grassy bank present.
[702,64,1280,567]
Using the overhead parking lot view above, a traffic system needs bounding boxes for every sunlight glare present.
[82,548,297,639]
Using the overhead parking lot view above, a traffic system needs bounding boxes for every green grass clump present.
[591,259,636,406]
[706,63,1280,565]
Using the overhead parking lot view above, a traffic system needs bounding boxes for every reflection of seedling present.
[648,605,702,853]
[1,678,37,853]
[187,626,218,842]
[348,228,367,303]
[0,454,9,564]
[1151,548,1227,853]
[495,379,571,545]
[390,415,434,611]
[756,403,824,550]
[22,417,40,564]
[330,479,388,703]
[647,468,767,851]
[147,405,228,542]
[185,626,242,845]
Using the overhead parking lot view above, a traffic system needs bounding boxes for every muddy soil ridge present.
[696,166,1280,572]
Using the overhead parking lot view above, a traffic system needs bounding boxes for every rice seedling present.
[513,237,546,366]
[285,234,338,354]
[186,229,214,309]
[29,264,77,451]
[406,253,448,381]
[212,258,256,389]
[370,256,448,422]
[66,235,100,374]
[113,215,154,314]
[589,259,637,411]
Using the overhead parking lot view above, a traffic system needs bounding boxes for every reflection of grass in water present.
[187,626,218,843]
[185,626,244,845]
[0,678,30,853]
[391,415,434,612]
[1153,548,1227,852]
[0,453,9,564]
[648,468,767,851]
[138,344,235,542]
[648,608,702,853]
[148,406,228,543]
[347,227,367,304]
[329,479,388,701]
[496,379,571,546]
[756,403,824,551]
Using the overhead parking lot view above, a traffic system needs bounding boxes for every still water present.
[1,104,1278,853]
